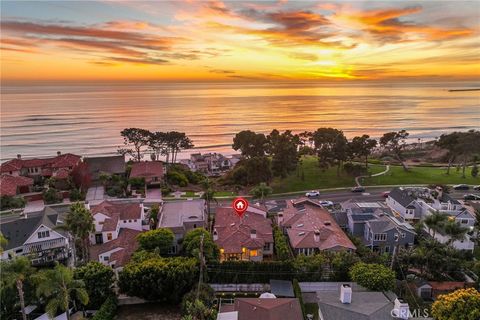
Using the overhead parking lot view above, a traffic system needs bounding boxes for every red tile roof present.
[91,201,142,220]
[130,161,164,181]
[428,281,466,291]
[0,174,33,196]
[214,207,273,254]
[90,228,141,268]
[0,153,80,172]
[54,168,70,179]
[232,298,303,320]
[281,198,356,251]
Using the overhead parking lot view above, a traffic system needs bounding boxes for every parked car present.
[306,190,320,197]
[351,186,365,193]
[319,200,334,207]
[464,194,480,200]
[382,191,390,198]
[473,185,480,191]
[453,184,470,190]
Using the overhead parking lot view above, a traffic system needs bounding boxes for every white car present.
[319,200,334,207]
[305,190,320,197]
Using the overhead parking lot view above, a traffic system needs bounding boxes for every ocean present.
[1,81,479,162]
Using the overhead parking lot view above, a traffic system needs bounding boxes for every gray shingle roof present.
[316,291,395,320]
[389,187,416,207]
[85,155,125,179]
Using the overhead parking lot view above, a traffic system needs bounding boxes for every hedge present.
[92,296,117,320]
[273,226,291,261]
[293,279,306,319]
[206,260,322,283]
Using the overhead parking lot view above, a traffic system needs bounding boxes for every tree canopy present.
[74,261,115,309]
[137,228,175,255]
[182,228,219,263]
[431,288,480,320]
[349,262,395,291]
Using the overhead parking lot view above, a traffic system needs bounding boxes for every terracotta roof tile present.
[130,161,164,180]
[280,198,356,251]
[89,229,141,268]
[214,207,273,254]
[233,298,303,320]
[0,174,33,196]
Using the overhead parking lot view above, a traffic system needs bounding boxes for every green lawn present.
[364,165,479,186]
[270,156,479,194]
[304,303,319,320]
[214,191,237,197]
[270,156,384,193]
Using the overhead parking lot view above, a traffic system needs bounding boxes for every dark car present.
[351,186,365,193]
[464,194,480,200]
[474,185,480,191]
[453,184,470,190]
[382,191,390,198]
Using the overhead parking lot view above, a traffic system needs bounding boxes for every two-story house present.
[0,207,72,266]
[214,206,273,261]
[363,214,416,254]
[157,199,207,254]
[386,187,425,222]
[129,161,165,187]
[278,198,356,256]
[88,201,147,271]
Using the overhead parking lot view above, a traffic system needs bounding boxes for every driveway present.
[146,188,162,200]
[24,200,45,213]
[86,186,105,202]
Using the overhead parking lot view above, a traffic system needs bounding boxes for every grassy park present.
[270,156,479,194]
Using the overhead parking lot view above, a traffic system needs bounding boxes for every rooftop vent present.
[324,221,331,226]
[298,231,305,236]
[340,284,352,304]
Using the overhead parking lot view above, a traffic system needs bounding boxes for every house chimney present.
[340,284,352,304]
[57,151,61,156]
[213,228,218,241]
[250,229,257,239]
[314,230,320,242]
[277,212,283,224]
[84,202,90,210]
[393,298,410,319]
[17,154,21,159]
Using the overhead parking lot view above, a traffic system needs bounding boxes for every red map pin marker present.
[232,197,249,217]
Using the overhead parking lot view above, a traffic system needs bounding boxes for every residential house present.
[0,206,72,266]
[214,206,273,261]
[278,199,356,255]
[0,152,81,186]
[84,155,126,182]
[217,296,303,320]
[157,199,207,254]
[387,187,475,251]
[363,214,416,254]
[386,187,425,222]
[129,161,165,186]
[312,283,410,320]
[0,174,34,196]
[88,200,146,244]
[88,200,147,271]
[180,152,235,175]
[341,200,416,254]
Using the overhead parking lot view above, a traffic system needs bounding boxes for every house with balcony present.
[278,198,356,256]
[0,207,72,266]
[88,200,147,271]
[180,153,236,175]
[157,199,207,254]
[214,206,273,261]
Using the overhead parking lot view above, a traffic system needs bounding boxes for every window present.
[168,246,177,254]
[461,219,469,224]
[402,233,406,238]
[193,224,197,228]
[37,230,50,239]
[263,243,270,251]
[250,249,258,257]
[128,220,132,223]
[134,219,137,222]
[384,246,390,253]
[374,233,387,241]
[123,220,127,223]
[103,256,109,261]
[107,233,112,241]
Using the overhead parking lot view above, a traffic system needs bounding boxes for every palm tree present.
[34,263,88,320]
[423,211,448,238]
[62,203,94,262]
[201,178,217,232]
[444,221,468,246]
[2,257,35,320]
[250,182,273,205]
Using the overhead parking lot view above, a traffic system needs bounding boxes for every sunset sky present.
[1,0,479,82]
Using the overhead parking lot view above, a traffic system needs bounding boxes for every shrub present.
[0,195,26,211]
[137,228,175,255]
[349,262,395,291]
[42,188,63,204]
[273,226,291,261]
[74,261,115,309]
[431,287,480,320]
[129,177,145,189]
[69,188,85,201]
[92,296,117,320]
[293,279,306,319]
[343,162,367,176]
[106,186,123,197]
[167,171,188,187]
[161,187,172,196]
